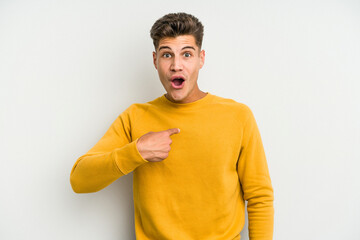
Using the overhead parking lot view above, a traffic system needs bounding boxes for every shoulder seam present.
[130,103,151,140]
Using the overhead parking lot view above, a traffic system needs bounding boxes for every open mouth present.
[171,77,185,89]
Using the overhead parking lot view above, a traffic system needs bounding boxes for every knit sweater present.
[70,92,274,240]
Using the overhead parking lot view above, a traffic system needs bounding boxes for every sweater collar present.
[159,92,214,110]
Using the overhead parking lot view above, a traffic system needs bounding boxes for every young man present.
[70,12,274,240]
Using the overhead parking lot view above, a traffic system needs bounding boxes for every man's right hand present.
[136,128,180,162]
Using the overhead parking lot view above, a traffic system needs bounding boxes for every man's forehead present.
[157,35,198,51]
[158,45,196,52]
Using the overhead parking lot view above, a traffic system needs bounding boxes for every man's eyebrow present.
[158,46,171,51]
[182,46,196,51]
[158,46,196,51]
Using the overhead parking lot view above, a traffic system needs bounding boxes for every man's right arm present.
[70,105,180,194]
[70,107,149,193]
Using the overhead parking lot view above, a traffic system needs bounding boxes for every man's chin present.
[165,91,187,103]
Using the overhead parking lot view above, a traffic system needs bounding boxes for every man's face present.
[152,35,205,104]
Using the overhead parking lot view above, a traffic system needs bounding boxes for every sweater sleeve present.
[237,106,274,240]
[70,105,149,193]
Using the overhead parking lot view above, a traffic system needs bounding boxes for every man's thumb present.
[167,128,180,136]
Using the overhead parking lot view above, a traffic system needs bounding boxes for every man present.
[70,12,274,240]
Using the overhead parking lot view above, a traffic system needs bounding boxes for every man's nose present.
[170,56,183,71]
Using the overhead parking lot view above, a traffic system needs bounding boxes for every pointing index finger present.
[167,128,180,136]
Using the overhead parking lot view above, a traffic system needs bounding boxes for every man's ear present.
[152,51,158,70]
[199,49,205,69]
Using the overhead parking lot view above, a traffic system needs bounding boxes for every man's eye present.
[163,53,171,58]
[184,52,191,57]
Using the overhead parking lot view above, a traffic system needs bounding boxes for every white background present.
[1,0,359,239]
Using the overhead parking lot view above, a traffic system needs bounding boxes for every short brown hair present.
[150,12,204,51]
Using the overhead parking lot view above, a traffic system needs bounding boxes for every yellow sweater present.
[70,92,274,240]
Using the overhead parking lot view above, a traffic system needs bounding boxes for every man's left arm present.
[237,106,274,240]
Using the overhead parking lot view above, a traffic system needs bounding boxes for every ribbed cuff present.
[113,139,149,175]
